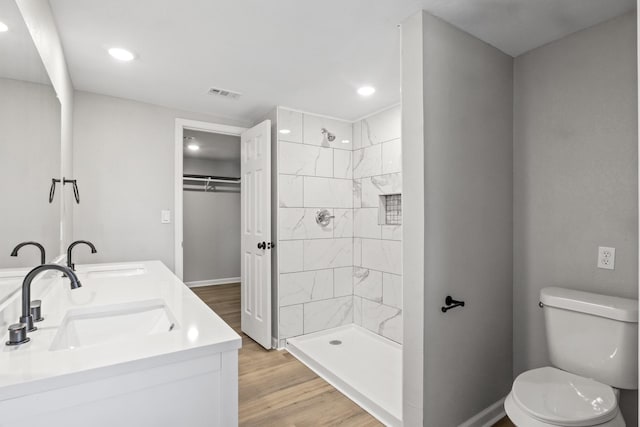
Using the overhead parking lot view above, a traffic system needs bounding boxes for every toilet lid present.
[512,367,618,426]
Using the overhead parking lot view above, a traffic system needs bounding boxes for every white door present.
[240,120,272,349]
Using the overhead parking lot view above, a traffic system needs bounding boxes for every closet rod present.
[183,187,240,193]
[183,177,241,184]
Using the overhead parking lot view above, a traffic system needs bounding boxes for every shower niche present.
[379,194,402,226]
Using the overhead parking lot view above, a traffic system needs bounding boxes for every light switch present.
[161,210,171,224]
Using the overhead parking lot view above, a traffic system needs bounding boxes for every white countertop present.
[0,261,241,400]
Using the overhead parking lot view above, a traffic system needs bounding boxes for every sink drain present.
[329,340,342,345]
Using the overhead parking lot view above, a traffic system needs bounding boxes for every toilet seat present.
[506,367,620,426]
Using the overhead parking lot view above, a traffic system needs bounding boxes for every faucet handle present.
[19,314,36,332]
[6,323,29,346]
[30,300,44,322]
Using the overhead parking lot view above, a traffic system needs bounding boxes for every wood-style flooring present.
[493,416,516,427]
[191,283,382,426]
[191,283,515,427]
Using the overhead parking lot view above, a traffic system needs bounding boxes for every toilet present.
[505,287,638,426]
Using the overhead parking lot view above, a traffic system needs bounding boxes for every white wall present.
[72,91,250,269]
[183,157,241,284]
[276,108,355,347]
[352,105,403,343]
[17,0,74,253]
[403,11,514,426]
[513,11,638,424]
[0,78,60,268]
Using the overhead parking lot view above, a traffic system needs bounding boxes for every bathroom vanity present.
[0,261,241,427]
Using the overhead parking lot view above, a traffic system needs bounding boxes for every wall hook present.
[49,178,61,203]
[48,178,80,204]
[63,178,80,204]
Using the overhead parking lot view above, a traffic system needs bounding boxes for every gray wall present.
[183,157,240,283]
[400,11,426,425]
[513,11,638,424]
[184,157,239,178]
[265,107,278,344]
[18,0,75,253]
[72,91,249,269]
[403,11,514,426]
[0,78,60,268]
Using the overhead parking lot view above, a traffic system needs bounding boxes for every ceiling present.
[47,0,635,124]
[0,0,49,85]
[184,129,240,162]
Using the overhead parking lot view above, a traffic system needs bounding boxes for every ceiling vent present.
[207,87,242,100]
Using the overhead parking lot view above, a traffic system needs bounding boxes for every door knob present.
[257,242,266,250]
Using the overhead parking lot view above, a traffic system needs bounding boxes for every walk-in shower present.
[276,105,403,425]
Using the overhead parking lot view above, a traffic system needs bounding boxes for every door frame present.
[174,118,247,280]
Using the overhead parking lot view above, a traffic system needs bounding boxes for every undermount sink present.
[78,264,146,279]
[0,270,28,305]
[0,269,26,284]
[49,299,177,351]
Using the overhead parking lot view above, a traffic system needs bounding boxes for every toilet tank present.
[540,287,638,390]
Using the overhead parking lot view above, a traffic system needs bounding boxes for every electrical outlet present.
[597,246,615,270]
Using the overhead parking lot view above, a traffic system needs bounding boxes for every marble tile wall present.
[352,105,403,343]
[277,108,355,346]
[276,106,402,346]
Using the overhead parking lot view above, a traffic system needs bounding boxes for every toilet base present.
[504,393,626,427]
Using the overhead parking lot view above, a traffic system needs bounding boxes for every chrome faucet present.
[11,241,46,265]
[6,264,81,346]
[67,240,97,271]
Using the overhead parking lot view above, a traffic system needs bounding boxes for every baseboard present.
[185,277,241,288]
[458,397,506,427]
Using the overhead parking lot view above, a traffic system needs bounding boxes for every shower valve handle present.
[316,209,335,227]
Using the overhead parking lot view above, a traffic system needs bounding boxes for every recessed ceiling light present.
[187,143,200,151]
[341,139,350,144]
[279,129,291,134]
[108,47,135,61]
[0,22,8,33]
[357,86,376,96]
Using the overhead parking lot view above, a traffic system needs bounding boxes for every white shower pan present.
[286,324,402,427]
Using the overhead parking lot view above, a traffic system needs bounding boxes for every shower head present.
[321,128,336,142]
